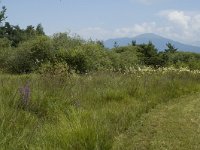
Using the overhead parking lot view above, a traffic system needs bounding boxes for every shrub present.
[56,43,111,73]
[6,36,54,73]
[111,46,141,71]
[38,61,71,77]
[0,38,12,69]
[52,32,84,50]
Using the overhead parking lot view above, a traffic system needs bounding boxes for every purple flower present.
[19,82,31,107]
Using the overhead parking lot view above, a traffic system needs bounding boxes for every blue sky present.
[1,0,200,44]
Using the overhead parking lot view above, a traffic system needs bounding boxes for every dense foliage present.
[1,32,200,74]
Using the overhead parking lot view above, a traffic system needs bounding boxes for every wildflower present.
[19,82,31,107]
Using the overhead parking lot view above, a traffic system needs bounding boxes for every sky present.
[1,0,200,45]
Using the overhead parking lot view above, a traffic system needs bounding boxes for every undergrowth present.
[0,70,200,149]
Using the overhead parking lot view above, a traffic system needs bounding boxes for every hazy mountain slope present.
[104,33,200,53]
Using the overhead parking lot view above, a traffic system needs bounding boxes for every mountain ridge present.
[104,33,200,53]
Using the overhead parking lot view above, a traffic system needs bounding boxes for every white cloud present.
[76,10,200,44]
[130,0,165,5]
[159,10,200,42]
[160,10,190,28]
[77,27,111,40]
[77,22,157,40]
[113,22,157,37]
[191,14,200,30]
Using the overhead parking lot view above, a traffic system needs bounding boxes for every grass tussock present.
[0,70,200,149]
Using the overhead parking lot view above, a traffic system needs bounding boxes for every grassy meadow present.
[0,68,200,149]
[1,2,200,150]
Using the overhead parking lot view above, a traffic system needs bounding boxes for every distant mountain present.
[191,41,200,47]
[104,33,200,53]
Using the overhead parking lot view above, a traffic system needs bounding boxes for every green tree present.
[25,25,36,37]
[96,40,105,48]
[36,23,45,35]
[138,41,162,67]
[131,40,136,46]
[0,6,6,24]
[0,5,7,41]
[114,41,119,48]
[165,43,177,53]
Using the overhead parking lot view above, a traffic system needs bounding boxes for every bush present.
[52,32,84,50]
[0,38,12,69]
[6,36,54,73]
[56,43,112,73]
[164,52,200,70]
[38,61,71,77]
[111,46,141,71]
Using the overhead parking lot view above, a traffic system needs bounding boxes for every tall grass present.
[0,70,200,149]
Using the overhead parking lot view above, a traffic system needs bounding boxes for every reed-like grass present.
[0,70,200,149]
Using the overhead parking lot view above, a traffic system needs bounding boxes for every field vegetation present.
[0,5,200,150]
[0,69,200,149]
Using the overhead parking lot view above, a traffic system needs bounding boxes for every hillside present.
[104,33,200,53]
